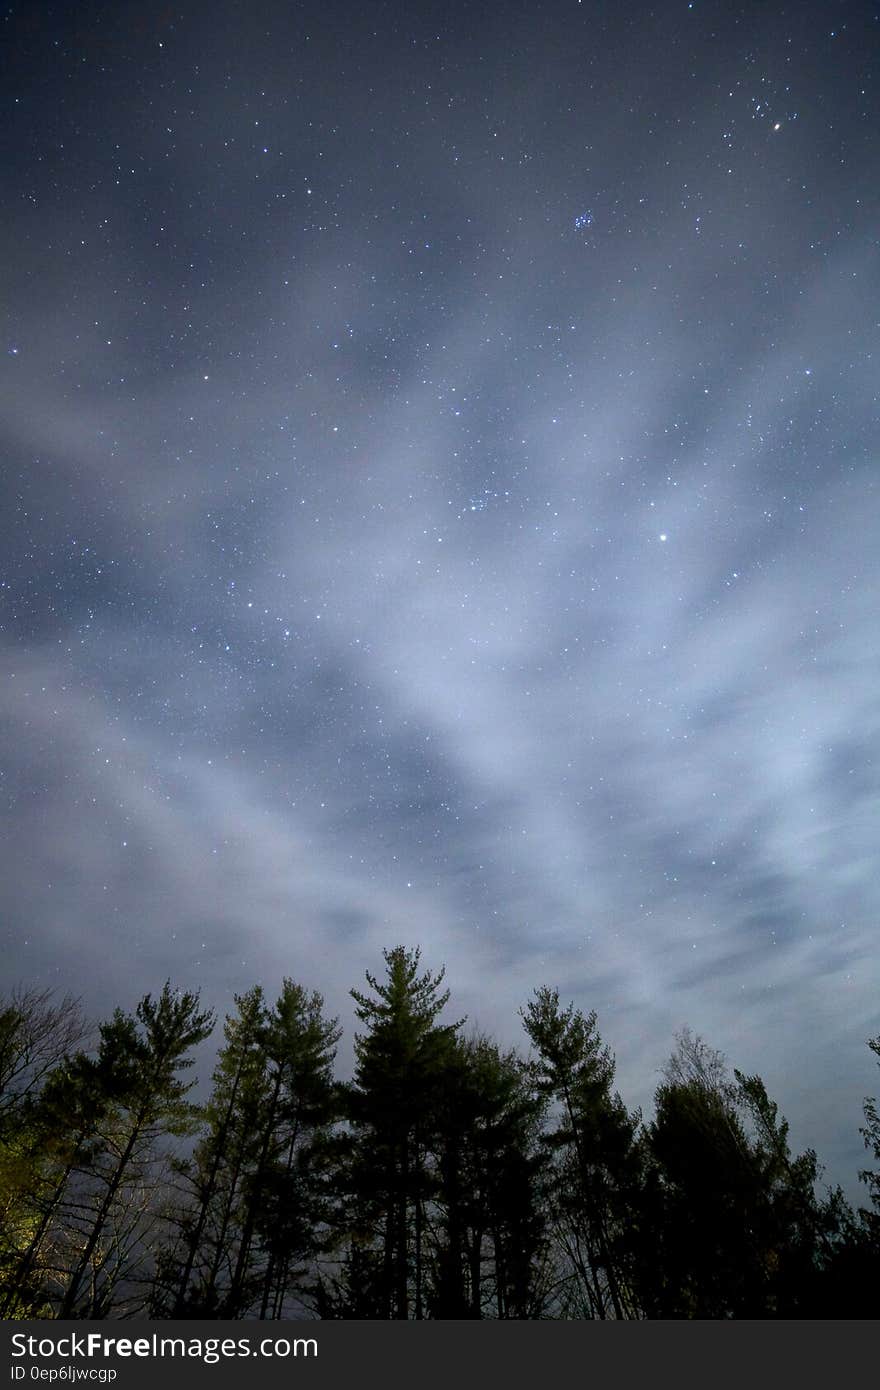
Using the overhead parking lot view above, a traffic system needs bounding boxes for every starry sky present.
[2,0,878,1191]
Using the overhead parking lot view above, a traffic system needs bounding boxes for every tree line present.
[1,945,877,1318]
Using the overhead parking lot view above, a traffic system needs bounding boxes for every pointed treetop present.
[350,945,465,1063]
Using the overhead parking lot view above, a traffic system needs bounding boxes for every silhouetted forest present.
[1,946,878,1318]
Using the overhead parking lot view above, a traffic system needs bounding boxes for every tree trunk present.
[59,1111,145,1318]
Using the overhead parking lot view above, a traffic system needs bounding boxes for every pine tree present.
[56,983,213,1318]
[237,979,341,1319]
[520,987,640,1318]
[342,946,464,1318]
[158,985,270,1316]
[429,1034,548,1318]
[159,980,341,1319]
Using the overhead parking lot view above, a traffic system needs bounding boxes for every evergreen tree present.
[520,987,641,1318]
[158,980,340,1319]
[429,1034,548,1318]
[156,985,269,1316]
[637,1030,848,1317]
[0,1057,112,1317]
[236,979,341,1319]
[56,983,213,1318]
[341,945,464,1318]
[2,966,875,1321]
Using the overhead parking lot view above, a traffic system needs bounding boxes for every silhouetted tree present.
[429,1033,548,1317]
[636,1029,849,1317]
[1,961,876,1321]
[157,980,340,1319]
[0,988,87,1124]
[154,985,269,1316]
[243,980,341,1319]
[341,945,464,1318]
[521,987,641,1317]
[56,984,213,1318]
[636,1030,762,1316]
[0,987,91,1313]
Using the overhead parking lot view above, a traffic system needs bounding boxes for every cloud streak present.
[2,0,878,1194]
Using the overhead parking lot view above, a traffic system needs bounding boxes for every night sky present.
[2,1,878,1192]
